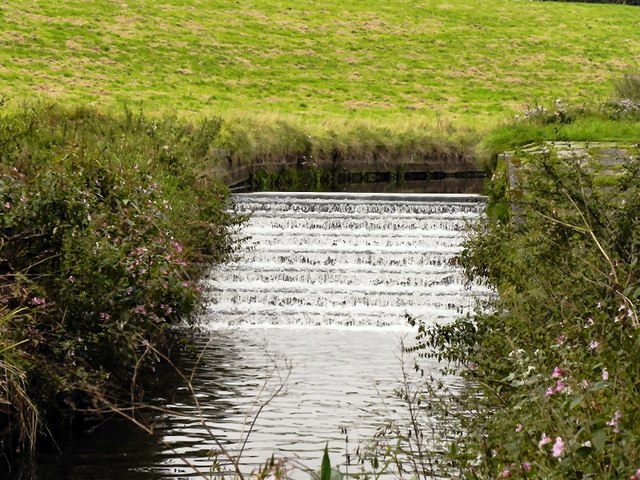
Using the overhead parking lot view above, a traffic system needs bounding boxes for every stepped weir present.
[200,192,489,329]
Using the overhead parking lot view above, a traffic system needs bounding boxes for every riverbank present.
[0,100,488,466]
[408,85,640,477]
[0,104,244,462]
[2,81,640,469]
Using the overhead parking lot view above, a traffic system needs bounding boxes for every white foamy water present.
[199,192,490,329]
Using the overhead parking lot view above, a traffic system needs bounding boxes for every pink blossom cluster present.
[539,433,565,458]
[170,240,184,253]
[608,411,622,434]
[546,367,567,396]
[31,296,46,306]
[499,461,531,478]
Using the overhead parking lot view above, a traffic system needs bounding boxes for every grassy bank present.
[478,76,640,168]
[0,104,243,458]
[1,0,639,127]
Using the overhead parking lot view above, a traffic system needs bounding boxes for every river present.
[33,190,489,479]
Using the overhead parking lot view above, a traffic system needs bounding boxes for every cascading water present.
[172,192,493,476]
[200,192,489,329]
[35,192,490,480]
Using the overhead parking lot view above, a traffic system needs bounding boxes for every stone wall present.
[500,141,640,192]
[212,149,483,188]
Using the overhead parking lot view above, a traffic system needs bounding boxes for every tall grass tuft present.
[0,307,39,457]
[614,72,640,102]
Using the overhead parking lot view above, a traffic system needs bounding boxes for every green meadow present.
[1,0,639,129]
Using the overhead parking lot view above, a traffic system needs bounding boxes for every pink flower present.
[99,312,111,321]
[31,296,45,306]
[602,368,609,381]
[589,340,600,350]
[3,202,11,210]
[555,334,566,345]
[552,367,564,379]
[500,468,511,478]
[539,433,552,449]
[545,380,566,396]
[468,362,477,370]
[522,461,532,472]
[552,437,565,458]
[608,411,622,433]
[515,423,524,433]
[161,304,173,315]
[171,240,184,253]
[631,468,640,480]
[133,305,147,315]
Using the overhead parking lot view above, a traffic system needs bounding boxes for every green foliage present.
[415,147,640,478]
[0,103,242,453]
[316,444,342,480]
[321,444,332,480]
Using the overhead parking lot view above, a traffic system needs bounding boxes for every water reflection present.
[31,190,484,479]
[35,328,453,480]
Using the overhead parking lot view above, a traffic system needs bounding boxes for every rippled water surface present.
[35,192,488,479]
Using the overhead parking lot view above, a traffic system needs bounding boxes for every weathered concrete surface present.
[501,141,640,192]
[212,149,482,187]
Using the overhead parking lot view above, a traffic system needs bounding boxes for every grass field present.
[1,0,639,129]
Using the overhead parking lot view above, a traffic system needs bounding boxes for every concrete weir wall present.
[211,149,483,188]
[501,141,640,192]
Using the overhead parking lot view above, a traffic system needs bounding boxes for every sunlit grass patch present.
[1,0,638,130]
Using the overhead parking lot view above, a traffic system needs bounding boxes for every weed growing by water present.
[409,147,640,478]
[0,103,243,457]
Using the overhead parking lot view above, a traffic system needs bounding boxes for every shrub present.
[515,98,578,125]
[614,73,640,102]
[0,103,242,453]
[413,147,640,478]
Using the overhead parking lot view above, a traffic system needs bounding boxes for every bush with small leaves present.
[0,103,244,454]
